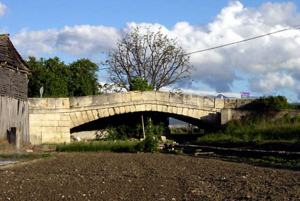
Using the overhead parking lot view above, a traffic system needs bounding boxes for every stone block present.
[188,109,194,117]
[172,106,178,114]
[169,93,183,104]
[130,91,142,102]
[182,108,188,116]
[92,109,99,119]
[127,105,134,113]
[145,104,152,111]
[114,107,120,115]
[91,94,107,106]
[107,93,122,104]
[28,98,43,109]
[183,94,197,105]
[102,108,109,117]
[81,111,90,123]
[224,99,237,108]
[177,107,183,115]
[140,104,146,111]
[135,105,142,112]
[42,99,48,108]
[29,120,42,127]
[86,110,95,121]
[196,97,204,107]
[69,113,79,127]
[48,121,58,127]
[62,98,70,108]
[151,105,157,111]
[58,121,69,127]
[125,106,131,113]
[192,109,200,119]
[40,114,60,121]
[97,109,104,118]
[203,97,214,108]
[60,114,70,121]
[215,98,225,109]
[157,105,163,112]
[119,107,125,114]
[41,126,56,133]
[122,92,131,103]
[54,99,63,109]
[47,99,57,109]
[156,92,170,102]
[75,112,85,125]
[162,105,168,113]
[57,127,70,133]
[69,119,75,128]
[108,108,115,116]
[142,91,156,101]
[221,108,232,125]
[167,106,172,113]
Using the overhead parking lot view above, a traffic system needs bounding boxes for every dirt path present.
[0,152,299,200]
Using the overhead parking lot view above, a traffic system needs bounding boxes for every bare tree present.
[106,27,193,91]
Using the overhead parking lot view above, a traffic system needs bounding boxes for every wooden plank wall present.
[0,68,28,101]
[0,96,29,142]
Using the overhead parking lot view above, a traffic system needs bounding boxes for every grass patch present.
[197,115,300,143]
[56,140,139,152]
[211,154,300,167]
[0,153,51,159]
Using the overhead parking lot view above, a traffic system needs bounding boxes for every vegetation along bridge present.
[28,91,251,145]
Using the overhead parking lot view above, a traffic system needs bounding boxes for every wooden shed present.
[0,34,31,143]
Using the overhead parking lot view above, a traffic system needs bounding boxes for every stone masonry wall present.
[28,91,252,145]
[29,98,70,145]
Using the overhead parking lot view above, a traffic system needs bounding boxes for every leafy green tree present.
[27,57,70,98]
[69,58,99,96]
[106,27,192,91]
[27,57,100,97]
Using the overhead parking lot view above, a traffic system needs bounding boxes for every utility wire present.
[99,25,300,70]
[184,25,300,56]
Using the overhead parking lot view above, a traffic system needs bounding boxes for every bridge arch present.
[28,91,251,144]
[68,92,222,129]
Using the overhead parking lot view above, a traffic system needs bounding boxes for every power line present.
[99,25,300,70]
[184,25,300,56]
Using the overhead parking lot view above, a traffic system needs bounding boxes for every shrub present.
[129,78,153,91]
[247,95,290,112]
[135,136,159,153]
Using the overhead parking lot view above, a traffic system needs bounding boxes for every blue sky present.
[1,0,300,101]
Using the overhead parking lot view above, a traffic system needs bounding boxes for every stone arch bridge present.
[28,91,251,145]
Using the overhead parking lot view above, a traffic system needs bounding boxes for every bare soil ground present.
[0,152,299,201]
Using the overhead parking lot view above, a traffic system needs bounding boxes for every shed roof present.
[0,34,31,75]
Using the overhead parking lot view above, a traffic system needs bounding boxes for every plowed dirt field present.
[0,152,299,200]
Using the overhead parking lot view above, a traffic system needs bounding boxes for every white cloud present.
[12,25,122,58]
[0,2,6,17]
[250,72,295,92]
[11,1,300,99]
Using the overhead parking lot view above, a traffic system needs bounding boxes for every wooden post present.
[10,127,20,148]
[141,115,145,139]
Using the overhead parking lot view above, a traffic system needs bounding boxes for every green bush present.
[129,78,153,91]
[103,118,165,140]
[135,136,159,153]
[105,125,128,141]
[246,95,297,112]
